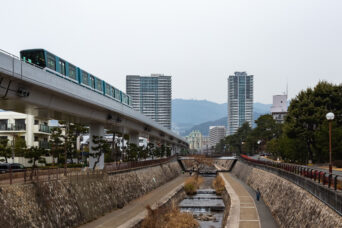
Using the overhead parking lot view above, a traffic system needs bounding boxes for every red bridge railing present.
[240,154,342,216]
[240,154,342,191]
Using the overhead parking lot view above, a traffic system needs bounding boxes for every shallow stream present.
[179,175,225,228]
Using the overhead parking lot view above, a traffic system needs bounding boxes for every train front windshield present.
[20,50,46,68]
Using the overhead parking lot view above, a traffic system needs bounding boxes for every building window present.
[34,136,38,142]
[69,64,76,80]
[34,120,39,125]
[0,119,8,130]
[0,136,8,141]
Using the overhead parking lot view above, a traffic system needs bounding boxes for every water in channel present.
[179,174,225,228]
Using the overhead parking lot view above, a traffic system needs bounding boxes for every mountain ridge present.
[171,99,271,136]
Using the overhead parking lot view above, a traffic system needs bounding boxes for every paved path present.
[79,174,187,228]
[221,173,261,228]
[231,174,278,228]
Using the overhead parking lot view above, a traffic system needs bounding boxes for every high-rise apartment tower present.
[126,74,171,129]
[227,72,254,135]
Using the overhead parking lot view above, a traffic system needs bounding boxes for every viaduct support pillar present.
[89,123,104,169]
[129,132,139,145]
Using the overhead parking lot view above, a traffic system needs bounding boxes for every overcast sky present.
[2,0,342,104]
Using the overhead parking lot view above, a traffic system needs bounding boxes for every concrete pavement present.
[79,174,187,228]
[221,172,261,228]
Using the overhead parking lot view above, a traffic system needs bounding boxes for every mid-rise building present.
[270,95,287,123]
[185,130,202,150]
[209,126,226,148]
[201,136,210,152]
[126,74,172,129]
[227,72,254,135]
[0,112,51,149]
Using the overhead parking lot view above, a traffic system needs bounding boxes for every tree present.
[147,142,155,159]
[160,144,166,158]
[24,147,46,179]
[49,127,63,166]
[166,146,171,157]
[126,143,139,161]
[284,81,342,163]
[90,135,110,170]
[139,146,149,160]
[0,138,11,163]
[13,136,26,157]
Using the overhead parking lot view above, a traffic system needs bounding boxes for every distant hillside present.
[181,112,265,136]
[172,99,226,126]
[172,99,271,136]
[183,117,227,136]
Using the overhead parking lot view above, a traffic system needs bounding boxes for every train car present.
[20,49,132,107]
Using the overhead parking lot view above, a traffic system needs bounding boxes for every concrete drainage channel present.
[179,174,228,228]
[130,174,230,228]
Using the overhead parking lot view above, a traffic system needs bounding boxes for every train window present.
[59,60,66,75]
[69,64,76,80]
[96,78,103,91]
[82,71,88,85]
[21,50,46,68]
[105,84,111,95]
[115,89,120,100]
[111,87,115,98]
[90,75,95,88]
[47,53,56,70]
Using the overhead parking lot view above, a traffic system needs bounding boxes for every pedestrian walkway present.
[79,174,187,228]
[221,173,261,228]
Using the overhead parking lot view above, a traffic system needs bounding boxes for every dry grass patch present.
[141,204,199,228]
[184,175,203,195]
[212,175,225,195]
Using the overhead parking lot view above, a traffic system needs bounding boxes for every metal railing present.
[240,154,342,216]
[0,167,104,185]
[39,124,51,133]
[39,141,50,149]
[0,155,178,185]
[0,123,26,131]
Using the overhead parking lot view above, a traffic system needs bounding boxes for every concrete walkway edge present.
[219,172,240,228]
[118,183,185,228]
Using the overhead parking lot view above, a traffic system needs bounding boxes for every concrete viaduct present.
[0,49,188,168]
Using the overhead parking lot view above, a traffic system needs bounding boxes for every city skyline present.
[1,0,342,104]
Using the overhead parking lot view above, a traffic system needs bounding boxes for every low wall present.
[229,161,342,228]
[0,161,181,228]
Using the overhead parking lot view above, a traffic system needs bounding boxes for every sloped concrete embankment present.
[0,161,181,228]
[227,161,342,228]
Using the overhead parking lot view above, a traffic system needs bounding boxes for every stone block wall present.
[230,161,342,228]
[0,161,181,228]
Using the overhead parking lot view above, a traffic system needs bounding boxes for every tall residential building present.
[227,72,254,135]
[126,74,172,129]
[270,95,288,123]
[209,126,226,148]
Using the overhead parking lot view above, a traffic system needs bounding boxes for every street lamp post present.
[326,112,335,174]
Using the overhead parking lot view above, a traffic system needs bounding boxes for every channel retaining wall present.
[226,161,342,228]
[0,161,181,228]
